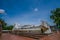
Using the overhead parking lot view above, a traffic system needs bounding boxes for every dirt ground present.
[40,32,60,40]
[0,32,60,40]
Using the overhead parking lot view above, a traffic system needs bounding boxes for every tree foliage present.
[0,18,7,30]
[50,8,60,29]
[0,18,14,30]
[7,25,14,30]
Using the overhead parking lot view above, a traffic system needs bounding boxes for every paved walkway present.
[0,32,60,40]
[40,32,60,40]
[0,33,35,40]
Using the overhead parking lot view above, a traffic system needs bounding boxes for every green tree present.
[50,8,60,30]
[0,18,7,30]
[7,25,14,30]
[0,18,14,30]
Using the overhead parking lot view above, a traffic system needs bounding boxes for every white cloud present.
[0,9,5,14]
[34,8,38,11]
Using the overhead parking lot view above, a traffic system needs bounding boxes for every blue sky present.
[0,0,60,25]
